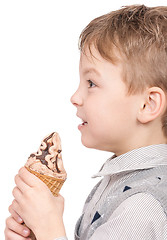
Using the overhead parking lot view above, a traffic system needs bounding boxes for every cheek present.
[89,97,133,129]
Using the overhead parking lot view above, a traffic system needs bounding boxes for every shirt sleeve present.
[90,193,167,240]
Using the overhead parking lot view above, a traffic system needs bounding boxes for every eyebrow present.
[83,68,101,77]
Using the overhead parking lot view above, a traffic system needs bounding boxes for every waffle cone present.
[25,166,65,196]
[23,166,66,240]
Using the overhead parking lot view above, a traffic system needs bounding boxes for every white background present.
[1,0,167,239]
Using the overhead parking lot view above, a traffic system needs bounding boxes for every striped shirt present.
[76,144,167,239]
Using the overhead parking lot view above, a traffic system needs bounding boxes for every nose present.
[70,87,83,107]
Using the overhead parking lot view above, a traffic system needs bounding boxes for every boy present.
[5,4,167,240]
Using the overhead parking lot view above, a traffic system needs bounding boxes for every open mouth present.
[76,114,88,130]
[78,120,88,130]
[81,121,88,126]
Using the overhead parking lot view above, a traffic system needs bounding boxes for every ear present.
[137,87,167,124]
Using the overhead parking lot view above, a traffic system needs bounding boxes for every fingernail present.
[23,229,29,236]
[18,216,23,223]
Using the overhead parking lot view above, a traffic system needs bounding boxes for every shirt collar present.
[92,144,167,178]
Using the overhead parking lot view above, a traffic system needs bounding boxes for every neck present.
[115,124,167,156]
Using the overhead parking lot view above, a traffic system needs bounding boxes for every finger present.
[12,186,22,201]
[5,216,30,238]
[18,167,43,187]
[9,204,23,224]
[11,199,22,217]
[14,174,30,193]
[4,228,31,240]
[56,194,65,202]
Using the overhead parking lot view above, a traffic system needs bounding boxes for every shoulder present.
[110,192,167,224]
[90,193,167,239]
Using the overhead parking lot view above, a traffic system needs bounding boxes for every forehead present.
[80,47,98,63]
[79,54,102,79]
[80,43,123,66]
[79,46,123,78]
[79,46,105,71]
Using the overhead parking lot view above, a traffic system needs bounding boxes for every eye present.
[87,80,96,88]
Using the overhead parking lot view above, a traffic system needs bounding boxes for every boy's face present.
[71,46,142,155]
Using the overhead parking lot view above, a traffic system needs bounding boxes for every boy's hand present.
[4,215,31,240]
[11,167,66,240]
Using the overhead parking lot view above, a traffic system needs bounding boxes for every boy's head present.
[79,5,167,91]
[71,5,167,155]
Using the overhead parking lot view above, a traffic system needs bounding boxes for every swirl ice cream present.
[25,132,66,180]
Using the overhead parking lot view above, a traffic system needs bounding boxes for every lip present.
[76,114,87,123]
[78,122,88,131]
[76,114,88,130]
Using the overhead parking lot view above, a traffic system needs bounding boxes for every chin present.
[81,136,104,150]
[81,136,94,148]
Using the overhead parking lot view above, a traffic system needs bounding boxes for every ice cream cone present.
[25,166,65,196]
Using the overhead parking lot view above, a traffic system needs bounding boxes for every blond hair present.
[79,4,167,136]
